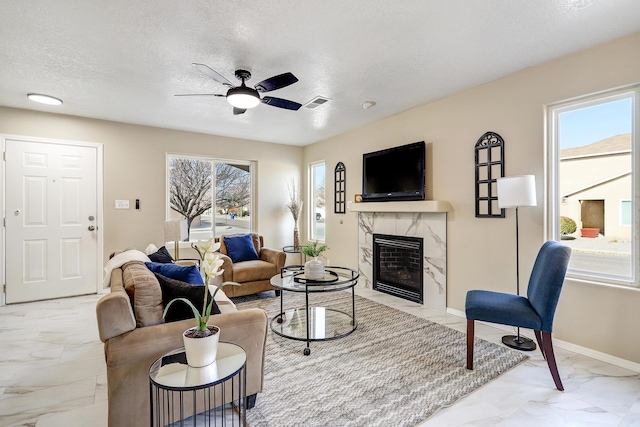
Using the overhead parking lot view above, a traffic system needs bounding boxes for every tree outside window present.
[169,156,253,240]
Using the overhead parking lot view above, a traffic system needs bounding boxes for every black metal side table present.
[149,342,247,426]
[282,245,306,266]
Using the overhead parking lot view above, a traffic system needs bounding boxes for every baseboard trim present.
[446,307,640,373]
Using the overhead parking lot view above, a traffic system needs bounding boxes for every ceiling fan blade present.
[192,63,234,87]
[233,107,247,115]
[254,72,298,92]
[174,93,225,97]
[262,97,302,111]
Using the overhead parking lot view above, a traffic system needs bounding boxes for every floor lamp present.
[496,175,537,351]
[164,219,188,261]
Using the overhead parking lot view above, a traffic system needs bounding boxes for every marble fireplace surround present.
[349,201,451,311]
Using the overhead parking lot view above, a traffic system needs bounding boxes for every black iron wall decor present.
[475,131,505,218]
[334,162,346,214]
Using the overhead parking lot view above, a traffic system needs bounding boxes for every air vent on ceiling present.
[304,96,330,109]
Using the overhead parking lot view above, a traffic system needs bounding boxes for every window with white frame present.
[620,200,632,227]
[167,155,254,241]
[548,88,638,285]
[309,161,326,241]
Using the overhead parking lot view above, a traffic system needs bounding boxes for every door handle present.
[88,225,96,231]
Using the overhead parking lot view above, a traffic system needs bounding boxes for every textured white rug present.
[235,292,528,427]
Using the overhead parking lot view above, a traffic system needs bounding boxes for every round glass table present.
[149,342,247,426]
[270,265,359,355]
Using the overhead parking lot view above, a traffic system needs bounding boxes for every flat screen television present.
[362,141,425,202]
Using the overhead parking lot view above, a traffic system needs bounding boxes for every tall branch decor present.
[286,178,303,249]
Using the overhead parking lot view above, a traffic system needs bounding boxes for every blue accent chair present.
[465,241,572,390]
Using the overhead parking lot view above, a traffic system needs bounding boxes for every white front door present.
[5,138,98,303]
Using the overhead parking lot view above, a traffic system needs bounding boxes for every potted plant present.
[580,228,600,238]
[301,240,329,280]
[163,238,239,367]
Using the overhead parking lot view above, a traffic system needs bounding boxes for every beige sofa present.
[96,259,268,427]
[216,233,286,297]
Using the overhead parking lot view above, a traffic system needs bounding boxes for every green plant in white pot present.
[301,241,329,280]
[163,239,239,367]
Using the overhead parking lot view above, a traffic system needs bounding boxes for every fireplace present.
[373,234,423,304]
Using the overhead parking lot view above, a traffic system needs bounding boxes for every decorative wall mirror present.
[334,162,346,214]
[475,132,505,218]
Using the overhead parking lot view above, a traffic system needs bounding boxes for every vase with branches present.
[286,178,303,249]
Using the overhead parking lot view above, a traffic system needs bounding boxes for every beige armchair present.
[216,233,286,297]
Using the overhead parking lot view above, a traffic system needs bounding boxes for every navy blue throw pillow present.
[145,262,204,285]
[224,234,259,263]
[155,273,220,323]
[148,246,174,263]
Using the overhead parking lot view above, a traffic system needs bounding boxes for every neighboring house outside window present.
[167,155,254,241]
[559,133,632,241]
[309,161,326,241]
[548,88,638,285]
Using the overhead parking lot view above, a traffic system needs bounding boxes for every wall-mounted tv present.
[362,141,425,202]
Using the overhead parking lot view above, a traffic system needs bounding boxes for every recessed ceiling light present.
[362,101,376,110]
[27,93,63,106]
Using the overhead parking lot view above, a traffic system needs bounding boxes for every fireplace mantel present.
[347,200,451,213]
[355,201,448,310]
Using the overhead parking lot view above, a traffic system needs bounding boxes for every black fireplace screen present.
[373,234,423,304]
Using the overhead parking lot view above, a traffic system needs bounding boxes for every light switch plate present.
[115,200,130,209]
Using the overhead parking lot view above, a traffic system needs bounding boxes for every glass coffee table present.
[270,266,359,355]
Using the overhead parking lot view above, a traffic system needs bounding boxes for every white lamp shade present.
[164,219,188,242]
[497,175,537,208]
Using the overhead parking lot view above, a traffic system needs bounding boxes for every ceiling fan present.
[176,63,302,115]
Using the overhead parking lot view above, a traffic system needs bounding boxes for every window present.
[168,155,254,241]
[548,88,638,284]
[309,161,326,241]
[620,200,632,227]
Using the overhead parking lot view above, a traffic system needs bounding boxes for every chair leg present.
[467,319,474,370]
[542,332,564,391]
[534,330,546,360]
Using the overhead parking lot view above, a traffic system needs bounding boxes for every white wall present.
[0,107,304,266]
[304,31,640,364]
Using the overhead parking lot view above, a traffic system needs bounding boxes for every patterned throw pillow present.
[122,261,164,327]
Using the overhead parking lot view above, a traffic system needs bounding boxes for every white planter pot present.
[305,257,325,280]
[183,325,220,367]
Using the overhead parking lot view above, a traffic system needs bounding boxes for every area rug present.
[235,292,528,427]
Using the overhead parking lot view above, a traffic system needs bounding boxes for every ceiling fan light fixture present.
[227,86,260,109]
[27,93,63,105]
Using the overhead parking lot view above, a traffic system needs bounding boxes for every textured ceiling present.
[1,1,640,146]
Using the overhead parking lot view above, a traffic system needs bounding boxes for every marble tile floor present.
[356,288,640,427]
[1,290,639,426]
